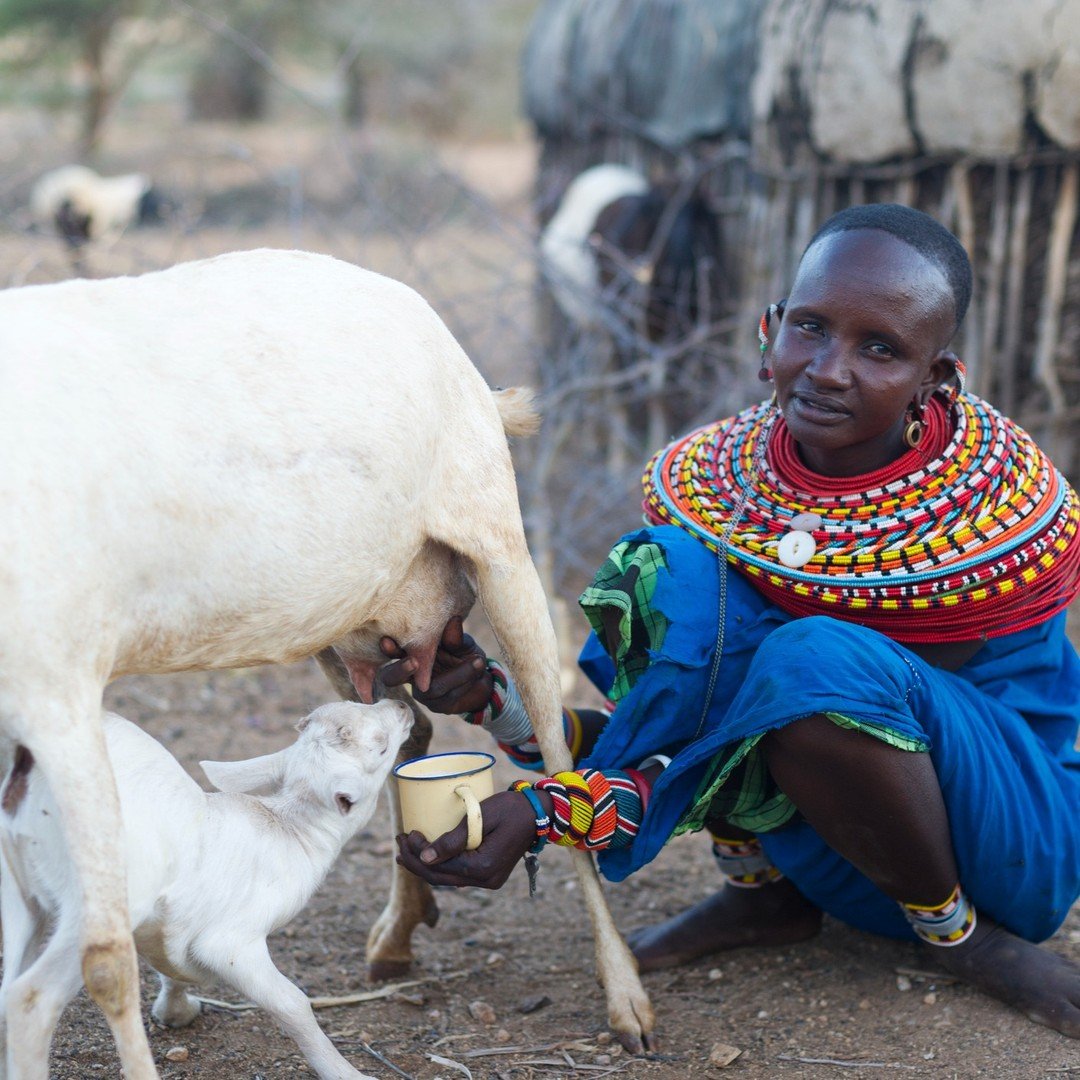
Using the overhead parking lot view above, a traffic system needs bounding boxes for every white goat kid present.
[0,249,653,1078]
[0,700,411,1080]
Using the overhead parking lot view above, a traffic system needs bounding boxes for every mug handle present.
[454,784,484,851]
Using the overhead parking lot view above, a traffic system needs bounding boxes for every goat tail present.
[492,386,541,438]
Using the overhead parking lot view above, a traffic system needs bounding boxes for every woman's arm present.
[904,639,985,672]
[380,617,611,766]
[396,760,665,889]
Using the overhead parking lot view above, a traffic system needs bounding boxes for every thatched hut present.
[523,0,765,460]
[523,0,761,212]
[523,0,1080,476]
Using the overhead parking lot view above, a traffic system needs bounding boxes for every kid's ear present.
[334,780,364,816]
[200,748,289,795]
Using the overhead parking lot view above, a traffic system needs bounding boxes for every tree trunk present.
[188,26,272,122]
[78,10,119,158]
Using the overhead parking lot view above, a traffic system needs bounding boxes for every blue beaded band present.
[511,782,550,853]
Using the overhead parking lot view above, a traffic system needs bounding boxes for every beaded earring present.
[757,300,785,382]
[938,358,969,405]
[903,400,925,449]
[950,359,968,401]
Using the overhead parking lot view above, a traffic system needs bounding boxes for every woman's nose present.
[805,341,851,386]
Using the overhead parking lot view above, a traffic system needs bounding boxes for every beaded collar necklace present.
[642,392,1080,642]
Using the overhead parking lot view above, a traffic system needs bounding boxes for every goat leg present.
[206,938,375,1080]
[364,690,439,980]
[3,911,84,1080]
[150,975,202,1029]
[5,704,159,1079]
[470,549,658,1052]
[500,629,658,1053]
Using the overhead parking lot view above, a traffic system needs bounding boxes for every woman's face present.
[770,229,957,477]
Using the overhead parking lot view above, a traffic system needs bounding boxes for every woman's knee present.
[763,712,915,774]
[763,713,835,762]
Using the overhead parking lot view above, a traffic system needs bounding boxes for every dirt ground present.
[3,113,1079,1079]
[35,655,1077,1080]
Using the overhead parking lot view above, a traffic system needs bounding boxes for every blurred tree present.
[0,0,165,155]
[184,0,319,122]
[315,0,482,132]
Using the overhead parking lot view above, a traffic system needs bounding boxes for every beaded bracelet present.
[530,768,644,852]
[461,658,508,727]
[510,780,550,853]
[460,659,533,746]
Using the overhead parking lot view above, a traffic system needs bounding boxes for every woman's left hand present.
[396,790,540,889]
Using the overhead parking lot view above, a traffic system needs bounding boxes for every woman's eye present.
[797,320,822,334]
[866,342,895,358]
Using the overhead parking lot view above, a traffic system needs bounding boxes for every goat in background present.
[539,163,724,467]
[29,164,171,274]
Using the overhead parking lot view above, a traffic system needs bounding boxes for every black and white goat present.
[30,164,167,250]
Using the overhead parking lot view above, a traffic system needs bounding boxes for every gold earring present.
[903,403,925,448]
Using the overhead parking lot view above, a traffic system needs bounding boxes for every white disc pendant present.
[778,529,816,568]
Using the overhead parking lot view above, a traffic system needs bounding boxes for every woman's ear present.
[921,349,959,403]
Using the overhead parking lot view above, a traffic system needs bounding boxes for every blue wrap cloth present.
[578,526,1080,943]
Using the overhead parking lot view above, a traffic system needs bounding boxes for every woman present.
[386,204,1080,1037]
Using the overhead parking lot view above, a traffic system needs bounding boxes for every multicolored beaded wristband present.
[531,769,645,852]
[461,658,507,727]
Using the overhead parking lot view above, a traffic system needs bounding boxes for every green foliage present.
[0,0,135,36]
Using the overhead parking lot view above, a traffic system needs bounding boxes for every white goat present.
[0,249,653,1078]
[29,164,157,248]
[0,699,411,1080]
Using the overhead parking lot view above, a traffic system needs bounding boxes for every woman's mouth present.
[790,393,850,424]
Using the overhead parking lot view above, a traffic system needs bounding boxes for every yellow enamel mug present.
[393,751,495,850]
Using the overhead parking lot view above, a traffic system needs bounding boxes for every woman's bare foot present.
[628,878,822,973]
[931,917,1080,1037]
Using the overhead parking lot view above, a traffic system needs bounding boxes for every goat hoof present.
[367,958,412,982]
[614,1028,655,1056]
[422,896,440,928]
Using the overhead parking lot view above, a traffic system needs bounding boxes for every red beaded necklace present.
[642,392,1080,642]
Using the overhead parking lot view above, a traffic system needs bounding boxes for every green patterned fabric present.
[579,540,668,704]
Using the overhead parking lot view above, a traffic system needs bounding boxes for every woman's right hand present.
[379,616,493,715]
[396,788,548,889]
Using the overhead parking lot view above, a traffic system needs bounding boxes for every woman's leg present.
[764,714,1080,1037]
